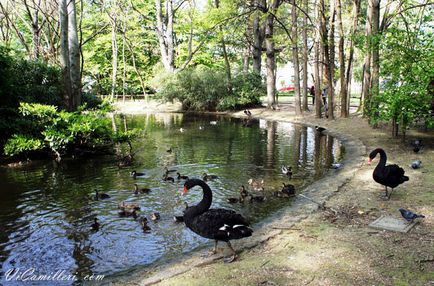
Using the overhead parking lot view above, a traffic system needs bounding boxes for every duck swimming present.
[91,218,100,231]
[95,190,110,200]
[177,172,189,180]
[131,170,145,178]
[134,183,151,194]
[203,173,218,181]
[183,179,253,263]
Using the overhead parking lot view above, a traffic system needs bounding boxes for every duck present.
[315,126,326,133]
[163,173,175,182]
[244,110,252,117]
[177,172,189,180]
[138,216,151,232]
[203,173,218,181]
[409,160,422,169]
[248,178,264,191]
[282,183,296,196]
[117,154,133,168]
[179,128,185,133]
[130,170,145,178]
[249,195,266,202]
[239,185,249,198]
[119,209,138,219]
[399,208,425,223]
[167,147,172,153]
[164,167,177,174]
[182,179,253,263]
[227,186,250,203]
[173,202,190,222]
[368,148,409,199]
[281,165,293,178]
[91,218,100,231]
[134,183,151,194]
[118,201,140,211]
[151,212,161,221]
[210,121,218,125]
[95,190,110,200]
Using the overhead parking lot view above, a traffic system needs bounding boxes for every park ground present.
[114,99,434,286]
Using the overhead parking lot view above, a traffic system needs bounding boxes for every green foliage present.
[156,67,264,111]
[4,135,43,156]
[4,103,134,158]
[370,12,434,132]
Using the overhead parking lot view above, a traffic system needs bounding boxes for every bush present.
[4,102,137,159]
[156,67,264,111]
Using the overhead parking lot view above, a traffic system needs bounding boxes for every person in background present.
[310,85,315,105]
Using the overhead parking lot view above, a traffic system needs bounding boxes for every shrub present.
[156,67,264,111]
[4,103,137,159]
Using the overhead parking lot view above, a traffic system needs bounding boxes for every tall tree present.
[291,0,302,115]
[325,0,335,119]
[68,0,81,109]
[337,0,348,117]
[301,0,309,111]
[155,0,175,72]
[59,0,72,109]
[314,0,323,118]
[361,0,373,115]
[252,0,266,74]
[265,0,281,109]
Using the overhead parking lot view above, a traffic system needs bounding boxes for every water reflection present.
[0,113,343,284]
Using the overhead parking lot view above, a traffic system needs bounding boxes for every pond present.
[0,113,343,285]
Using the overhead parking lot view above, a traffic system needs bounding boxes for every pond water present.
[0,113,343,285]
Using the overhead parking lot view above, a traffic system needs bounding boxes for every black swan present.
[95,190,110,200]
[134,184,151,194]
[368,148,409,199]
[399,208,425,223]
[91,218,100,231]
[183,179,253,263]
[203,173,218,181]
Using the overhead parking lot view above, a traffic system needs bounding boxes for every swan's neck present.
[187,181,212,217]
[376,149,387,168]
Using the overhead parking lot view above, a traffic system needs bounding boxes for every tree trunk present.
[345,0,361,109]
[252,1,266,74]
[370,0,380,121]
[291,0,302,115]
[265,2,278,109]
[314,0,322,118]
[215,0,232,94]
[110,12,118,100]
[67,0,81,110]
[326,0,335,120]
[59,0,72,110]
[362,0,373,116]
[301,0,309,111]
[155,0,175,72]
[337,0,348,117]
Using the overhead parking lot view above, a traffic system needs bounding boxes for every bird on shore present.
[281,165,293,178]
[248,178,264,191]
[130,170,145,178]
[315,126,326,133]
[182,179,253,263]
[91,218,100,231]
[134,183,151,194]
[244,110,252,117]
[410,139,422,153]
[368,148,409,199]
[95,190,110,200]
[409,160,422,169]
[399,208,425,223]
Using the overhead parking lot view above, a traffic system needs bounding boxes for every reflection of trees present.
[301,126,308,166]
[313,130,322,178]
[265,121,277,169]
[292,125,302,172]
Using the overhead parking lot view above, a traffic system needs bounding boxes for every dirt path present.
[113,102,434,286]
